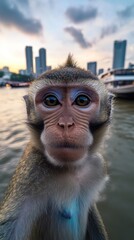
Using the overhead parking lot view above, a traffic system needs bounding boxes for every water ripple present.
[0,89,134,240]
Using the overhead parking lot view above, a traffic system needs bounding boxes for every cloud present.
[0,0,43,35]
[117,4,134,20]
[16,0,29,6]
[64,23,118,49]
[64,27,91,48]
[65,6,98,23]
[100,25,118,39]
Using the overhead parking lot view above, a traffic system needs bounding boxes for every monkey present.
[0,55,111,240]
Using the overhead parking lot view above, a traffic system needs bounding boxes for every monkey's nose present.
[58,117,74,129]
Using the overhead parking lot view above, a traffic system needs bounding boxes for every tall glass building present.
[25,46,33,75]
[35,57,40,77]
[112,40,127,69]
[87,62,97,75]
[39,48,47,74]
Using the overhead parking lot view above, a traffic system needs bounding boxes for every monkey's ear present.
[108,93,114,116]
[108,93,114,102]
[23,95,41,125]
[23,95,33,118]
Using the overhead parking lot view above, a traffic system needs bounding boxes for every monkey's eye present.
[74,95,91,107]
[43,95,60,107]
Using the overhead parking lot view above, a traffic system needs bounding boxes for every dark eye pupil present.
[75,95,90,106]
[44,95,59,106]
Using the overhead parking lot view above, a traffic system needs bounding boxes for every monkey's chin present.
[45,147,88,166]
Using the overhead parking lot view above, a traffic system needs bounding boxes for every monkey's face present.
[35,84,100,165]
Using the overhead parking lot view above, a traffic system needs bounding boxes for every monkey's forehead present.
[37,67,98,82]
[29,67,108,98]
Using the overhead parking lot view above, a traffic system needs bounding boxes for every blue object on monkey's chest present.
[59,208,72,219]
[59,200,78,220]
[59,200,79,235]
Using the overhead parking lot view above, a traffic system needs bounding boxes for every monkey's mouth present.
[46,141,87,163]
[49,141,84,149]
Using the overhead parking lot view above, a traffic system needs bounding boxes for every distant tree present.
[10,73,34,82]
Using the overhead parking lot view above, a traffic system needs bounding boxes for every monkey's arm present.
[86,204,108,240]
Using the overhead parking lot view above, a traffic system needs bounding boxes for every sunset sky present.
[0,0,134,73]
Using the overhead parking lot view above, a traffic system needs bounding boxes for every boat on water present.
[99,68,134,99]
[9,82,31,88]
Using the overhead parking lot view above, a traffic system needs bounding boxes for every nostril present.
[58,122,65,128]
[68,122,74,128]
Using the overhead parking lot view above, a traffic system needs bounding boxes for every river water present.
[0,87,134,240]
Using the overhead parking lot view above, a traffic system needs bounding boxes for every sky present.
[0,0,134,73]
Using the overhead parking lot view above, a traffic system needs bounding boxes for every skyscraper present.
[112,40,127,69]
[35,57,40,77]
[87,62,97,75]
[46,66,52,71]
[98,68,104,75]
[25,46,33,75]
[39,48,47,74]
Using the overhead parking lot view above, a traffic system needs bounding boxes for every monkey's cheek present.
[46,147,87,163]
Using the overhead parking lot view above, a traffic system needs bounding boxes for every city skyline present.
[0,0,134,72]
[0,39,131,76]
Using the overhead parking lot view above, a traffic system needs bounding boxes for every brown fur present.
[0,56,111,240]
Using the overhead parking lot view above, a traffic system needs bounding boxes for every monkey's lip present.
[48,142,85,149]
[46,142,87,162]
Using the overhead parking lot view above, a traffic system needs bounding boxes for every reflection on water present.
[99,98,134,240]
[0,88,29,195]
[0,88,134,240]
